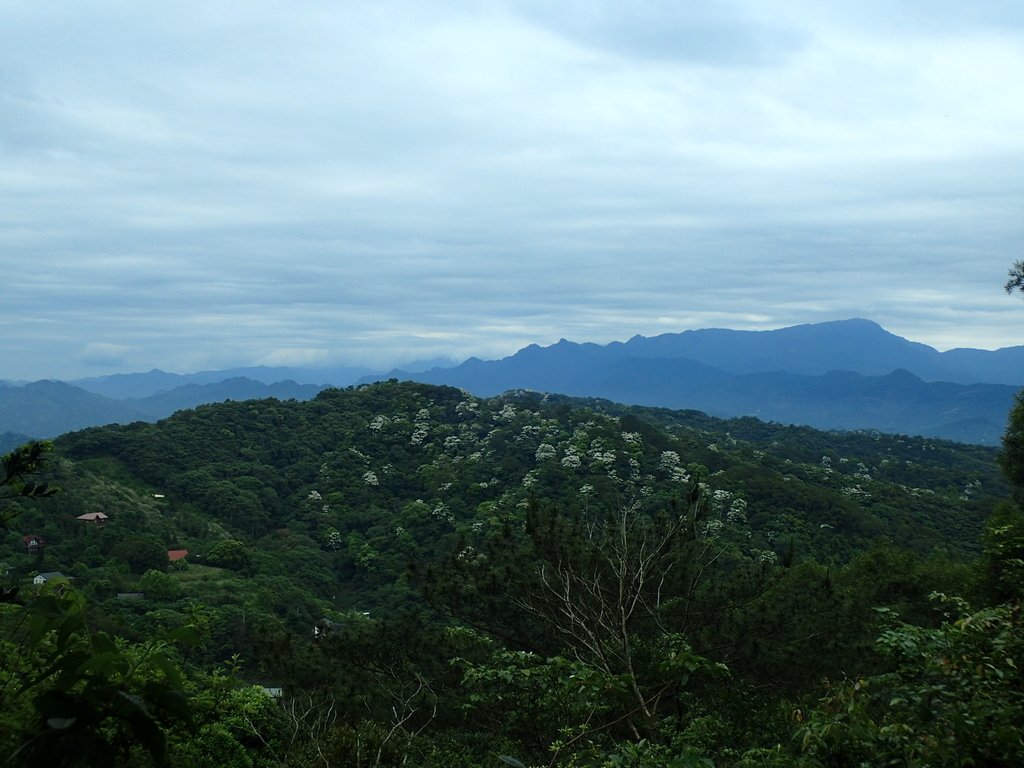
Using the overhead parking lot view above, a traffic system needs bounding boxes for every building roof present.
[167,549,189,562]
[35,571,65,581]
[76,512,109,522]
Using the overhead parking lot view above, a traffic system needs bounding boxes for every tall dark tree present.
[1005,259,1024,296]
[1001,261,1024,496]
[1000,391,1024,500]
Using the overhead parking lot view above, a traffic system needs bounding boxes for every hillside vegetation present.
[0,381,1020,766]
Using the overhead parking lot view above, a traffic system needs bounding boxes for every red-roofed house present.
[167,549,189,563]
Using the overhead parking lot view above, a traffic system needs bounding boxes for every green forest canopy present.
[0,380,1020,766]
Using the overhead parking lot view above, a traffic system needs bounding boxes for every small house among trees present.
[167,549,188,563]
[22,534,45,552]
[32,571,66,585]
[76,512,109,524]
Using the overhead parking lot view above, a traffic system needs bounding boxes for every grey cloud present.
[2,1,1023,380]
[512,0,804,67]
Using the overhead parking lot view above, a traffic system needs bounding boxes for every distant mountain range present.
[1,319,1021,444]
[368,319,1023,445]
[0,378,324,439]
[67,365,372,399]
[381,318,1024,385]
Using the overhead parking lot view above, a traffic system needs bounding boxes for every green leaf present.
[91,632,117,655]
[144,685,193,723]
[164,626,201,646]
[148,651,184,689]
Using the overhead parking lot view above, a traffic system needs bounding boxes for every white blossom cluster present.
[498,403,517,421]
[841,485,871,501]
[455,399,480,417]
[726,497,748,524]
[905,486,935,497]
[561,448,582,469]
[443,436,461,451]
[522,471,539,489]
[621,431,642,446]
[432,502,454,523]
[408,407,431,445]
[703,519,724,539]
[670,467,691,484]
[362,471,379,487]
[711,489,732,512]
[368,415,389,432]
[514,425,542,446]
[755,550,778,566]
[659,451,691,484]
[962,479,982,498]
[307,490,323,501]
[455,545,485,564]
[535,443,557,461]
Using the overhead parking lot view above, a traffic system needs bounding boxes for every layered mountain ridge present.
[373,319,1023,445]
[2,319,1021,444]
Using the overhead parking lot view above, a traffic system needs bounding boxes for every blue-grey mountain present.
[4,319,1020,444]
[372,320,1022,445]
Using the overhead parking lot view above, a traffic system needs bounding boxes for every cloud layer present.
[3,1,1023,379]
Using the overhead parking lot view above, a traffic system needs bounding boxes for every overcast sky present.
[3,0,1023,380]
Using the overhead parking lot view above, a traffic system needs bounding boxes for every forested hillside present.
[1,381,1020,766]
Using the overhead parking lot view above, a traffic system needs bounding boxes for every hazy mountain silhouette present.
[71,365,371,399]
[0,378,325,439]
[5,319,1020,444]
[370,320,1022,444]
